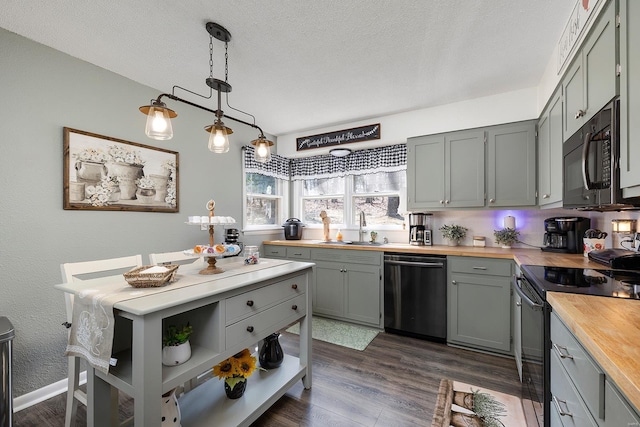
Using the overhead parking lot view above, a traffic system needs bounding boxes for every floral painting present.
[63,127,179,212]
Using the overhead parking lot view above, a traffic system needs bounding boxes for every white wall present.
[0,29,267,396]
[276,87,539,158]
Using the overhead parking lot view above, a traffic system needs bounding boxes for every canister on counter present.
[473,236,486,247]
[244,245,259,265]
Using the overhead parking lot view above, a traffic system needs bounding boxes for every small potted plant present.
[440,224,468,246]
[162,323,193,366]
[494,228,520,248]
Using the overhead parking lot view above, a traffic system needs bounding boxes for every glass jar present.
[244,246,259,265]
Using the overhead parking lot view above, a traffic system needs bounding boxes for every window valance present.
[243,146,290,180]
[244,143,406,181]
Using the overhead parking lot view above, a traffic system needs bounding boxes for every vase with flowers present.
[136,176,156,204]
[107,144,145,199]
[213,349,260,399]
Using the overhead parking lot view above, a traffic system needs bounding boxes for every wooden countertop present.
[547,293,640,412]
[262,240,604,269]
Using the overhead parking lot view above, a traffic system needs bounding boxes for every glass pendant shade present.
[251,136,273,163]
[205,122,233,153]
[139,102,176,140]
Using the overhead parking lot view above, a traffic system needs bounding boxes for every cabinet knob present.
[452,280,457,285]
[292,304,298,310]
[489,198,495,203]
[291,284,298,290]
[246,300,254,307]
[542,194,550,199]
[575,109,586,119]
[246,326,254,333]
[444,200,449,204]
[516,301,522,307]
[439,200,444,204]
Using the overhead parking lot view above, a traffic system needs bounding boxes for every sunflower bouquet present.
[212,349,258,391]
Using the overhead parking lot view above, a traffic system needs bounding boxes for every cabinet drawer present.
[225,275,306,324]
[550,312,604,419]
[226,294,306,349]
[311,248,382,265]
[550,350,599,427]
[263,245,286,258]
[449,256,512,276]
[286,247,311,259]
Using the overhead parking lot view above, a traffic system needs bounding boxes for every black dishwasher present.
[384,253,447,342]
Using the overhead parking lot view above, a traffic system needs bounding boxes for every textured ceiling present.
[0,0,575,136]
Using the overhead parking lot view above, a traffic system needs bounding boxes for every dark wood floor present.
[13,331,521,426]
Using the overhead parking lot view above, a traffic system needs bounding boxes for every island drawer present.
[448,256,512,277]
[225,275,306,324]
[226,294,306,349]
[550,350,599,427]
[550,311,604,419]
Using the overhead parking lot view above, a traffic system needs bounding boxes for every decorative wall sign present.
[557,0,600,72]
[296,123,380,152]
[63,127,179,212]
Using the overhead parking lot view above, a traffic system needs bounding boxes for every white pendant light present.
[205,119,233,153]
[139,100,177,140]
[251,134,274,163]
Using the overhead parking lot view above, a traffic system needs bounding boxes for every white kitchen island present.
[55,258,313,427]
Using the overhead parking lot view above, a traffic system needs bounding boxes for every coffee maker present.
[409,213,432,246]
[542,217,590,253]
[224,228,243,256]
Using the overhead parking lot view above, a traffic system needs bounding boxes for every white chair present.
[148,250,202,266]
[61,254,143,427]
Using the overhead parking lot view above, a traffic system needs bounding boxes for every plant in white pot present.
[439,224,468,246]
[162,323,193,366]
[493,228,520,248]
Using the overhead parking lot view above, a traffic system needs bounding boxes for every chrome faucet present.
[359,211,367,242]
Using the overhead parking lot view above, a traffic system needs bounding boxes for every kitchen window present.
[292,144,407,229]
[243,146,290,231]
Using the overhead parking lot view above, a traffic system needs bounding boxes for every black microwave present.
[563,98,640,210]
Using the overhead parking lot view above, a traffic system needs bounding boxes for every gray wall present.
[0,29,266,396]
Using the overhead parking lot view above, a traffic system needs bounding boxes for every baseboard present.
[13,371,86,412]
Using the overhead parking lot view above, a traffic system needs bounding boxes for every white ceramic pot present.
[162,341,191,366]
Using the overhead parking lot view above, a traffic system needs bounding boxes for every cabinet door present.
[538,90,563,206]
[313,261,345,317]
[345,264,381,326]
[445,130,485,208]
[448,273,511,352]
[487,121,536,207]
[603,379,640,427]
[563,57,585,140]
[583,0,617,121]
[407,135,446,209]
[620,0,640,192]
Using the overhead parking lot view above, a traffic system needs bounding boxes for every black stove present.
[521,265,640,300]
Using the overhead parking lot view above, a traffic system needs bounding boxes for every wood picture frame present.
[63,127,179,212]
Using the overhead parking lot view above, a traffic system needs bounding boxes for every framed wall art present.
[63,127,179,212]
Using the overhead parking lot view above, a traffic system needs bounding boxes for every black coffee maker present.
[542,217,591,253]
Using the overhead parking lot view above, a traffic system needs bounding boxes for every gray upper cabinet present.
[407,130,485,210]
[620,0,640,195]
[562,0,617,141]
[538,89,563,207]
[487,121,537,207]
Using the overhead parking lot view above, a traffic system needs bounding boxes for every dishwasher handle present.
[384,259,445,268]
[513,276,544,310]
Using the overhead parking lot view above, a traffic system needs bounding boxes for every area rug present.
[285,317,379,351]
[431,379,526,426]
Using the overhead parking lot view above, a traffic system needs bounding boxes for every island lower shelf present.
[179,354,307,427]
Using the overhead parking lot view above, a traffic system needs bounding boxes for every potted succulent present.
[162,323,193,366]
[440,224,468,246]
[494,228,520,248]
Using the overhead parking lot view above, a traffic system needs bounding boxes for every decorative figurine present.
[320,210,330,242]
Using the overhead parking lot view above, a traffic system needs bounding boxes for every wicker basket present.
[123,265,179,288]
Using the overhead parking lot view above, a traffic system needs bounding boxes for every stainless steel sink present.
[316,240,383,246]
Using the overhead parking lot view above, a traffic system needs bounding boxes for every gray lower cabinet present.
[537,88,563,207]
[264,245,383,328]
[550,310,640,427]
[562,0,617,141]
[620,0,640,195]
[447,256,512,354]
